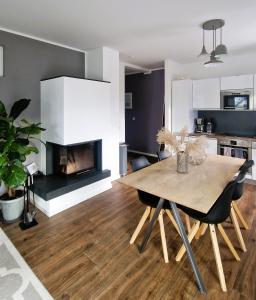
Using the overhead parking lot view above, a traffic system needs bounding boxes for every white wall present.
[86,47,120,179]
[119,61,125,143]
[164,60,182,131]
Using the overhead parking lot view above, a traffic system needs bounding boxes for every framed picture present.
[0,46,3,77]
[125,92,132,109]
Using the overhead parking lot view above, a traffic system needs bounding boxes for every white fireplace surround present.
[36,76,118,217]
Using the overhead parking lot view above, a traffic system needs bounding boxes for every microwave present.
[220,89,253,110]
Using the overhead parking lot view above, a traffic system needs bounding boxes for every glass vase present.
[177,151,189,173]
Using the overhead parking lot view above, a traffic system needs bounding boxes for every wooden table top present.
[118,155,244,214]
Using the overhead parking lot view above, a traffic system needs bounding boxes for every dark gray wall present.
[125,70,164,154]
[0,30,85,121]
[198,111,256,136]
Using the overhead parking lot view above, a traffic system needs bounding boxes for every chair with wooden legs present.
[232,160,254,231]
[157,149,191,234]
[130,156,180,263]
[195,163,254,252]
[175,178,240,292]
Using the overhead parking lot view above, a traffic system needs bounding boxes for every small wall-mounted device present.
[25,162,39,176]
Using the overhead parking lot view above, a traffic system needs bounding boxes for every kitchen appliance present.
[194,118,205,133]
[206,120,214,133]
[217,137,252,174]
[220,89,253,110]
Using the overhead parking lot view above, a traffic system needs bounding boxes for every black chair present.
[175,179,240,292]
[229,160,254,251]
[129,156,180,263]
[238,159,254,173]
[157,149,172,161]
[232,160,254,228]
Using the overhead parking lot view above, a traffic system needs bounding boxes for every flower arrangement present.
[156,127,208,167]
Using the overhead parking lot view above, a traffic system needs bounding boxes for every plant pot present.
[0,190,24,223]
[0,181,6,196]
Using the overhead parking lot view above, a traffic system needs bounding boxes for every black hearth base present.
[30,169,111,201]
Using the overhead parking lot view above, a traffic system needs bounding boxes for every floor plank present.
[1,182,256,300]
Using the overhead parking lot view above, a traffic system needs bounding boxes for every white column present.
[86,47,120,180]
[119,61,125,143]
[164,59,182,132]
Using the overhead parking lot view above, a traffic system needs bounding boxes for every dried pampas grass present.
[156,128,179,151]
[156,127,208,159]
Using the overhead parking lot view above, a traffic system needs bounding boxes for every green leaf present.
[2,165,27,188]
[17,123,45,135]
[15,138,29,145]
[9,99,31,120]
[0,101,7,117]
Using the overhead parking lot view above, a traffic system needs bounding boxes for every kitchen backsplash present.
[198,111,256,136]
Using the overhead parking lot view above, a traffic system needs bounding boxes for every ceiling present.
[0,0,256,68]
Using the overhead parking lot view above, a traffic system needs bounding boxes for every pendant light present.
[198,19,227,67]
[198,29,208,58]
[215,27,228,57]
[204,27,223,67]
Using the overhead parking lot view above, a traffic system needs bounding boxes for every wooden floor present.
[2,181,256,300]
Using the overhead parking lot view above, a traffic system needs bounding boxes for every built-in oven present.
[217,138,252,174]
[220,89,253,110]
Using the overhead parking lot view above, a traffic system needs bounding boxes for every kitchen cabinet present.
[189,136,217,155]
[221,74,254,90]
[192,78,220,110]
[172,80,195,133]
[206,138,218,155]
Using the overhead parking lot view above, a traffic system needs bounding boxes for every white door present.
[221,74,254,90]
[193,78,220,110]
[172,80,195,133]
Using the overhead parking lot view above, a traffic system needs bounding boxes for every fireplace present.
[46,140,102,176]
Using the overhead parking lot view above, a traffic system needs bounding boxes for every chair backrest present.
[130,156,159,206]
[204,180,237,224]
[131,156,150,172]
[232,168,247,200]
[239,160,254,174]
[157,150,171,161]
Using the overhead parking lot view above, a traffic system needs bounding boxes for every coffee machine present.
[194,118,205,133]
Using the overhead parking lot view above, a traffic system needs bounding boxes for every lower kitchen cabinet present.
[189,136,217,155]
[206,138,218,155]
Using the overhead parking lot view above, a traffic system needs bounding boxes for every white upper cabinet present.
[220,74,254,90]
[192,78,220,110]
[172,80,195,133]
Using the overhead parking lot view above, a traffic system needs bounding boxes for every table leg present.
[138,198,165,253]
[170,201,207,294]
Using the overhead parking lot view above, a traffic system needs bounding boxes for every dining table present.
[118,154,245,294]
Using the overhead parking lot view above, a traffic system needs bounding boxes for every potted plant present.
[0,99,45,223]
